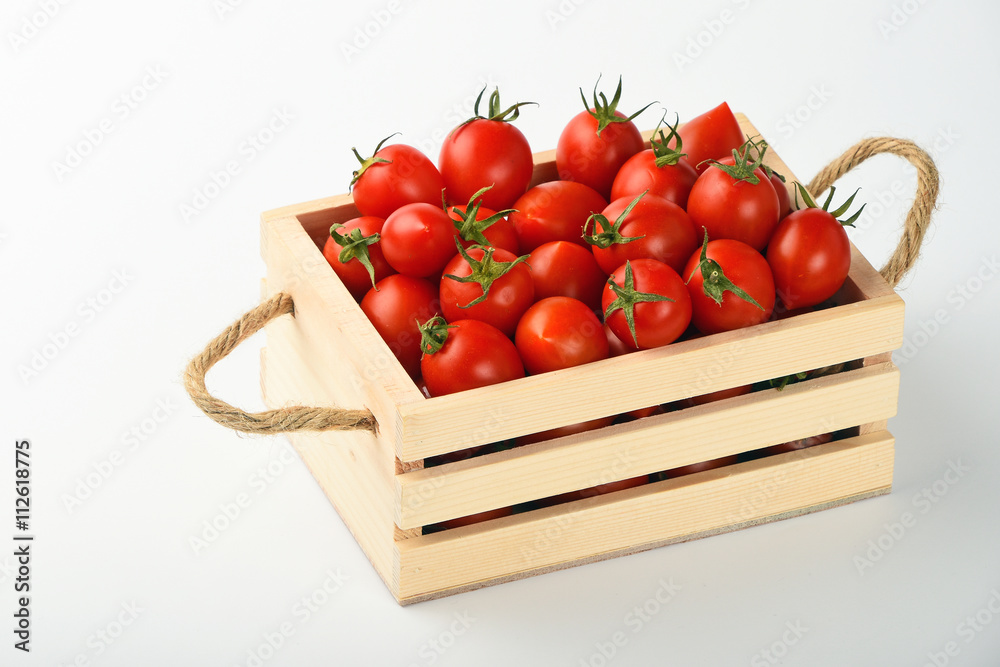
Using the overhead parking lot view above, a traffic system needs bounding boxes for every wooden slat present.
[396,293,903,460]
[394,431,894,601]
[396,362,898,528]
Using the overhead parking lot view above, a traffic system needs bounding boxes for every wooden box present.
[258,115,902,604]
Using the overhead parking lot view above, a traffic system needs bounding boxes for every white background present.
[4,0,999,665]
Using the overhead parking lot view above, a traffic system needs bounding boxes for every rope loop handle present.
[806,137,939,288]
[183,293,376,434]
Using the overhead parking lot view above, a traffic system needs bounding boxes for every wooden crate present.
[258,115,902,604]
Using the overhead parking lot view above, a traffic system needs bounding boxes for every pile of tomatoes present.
[325,78,864,407]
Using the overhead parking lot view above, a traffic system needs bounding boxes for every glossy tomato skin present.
[610,149,699,209]
[556,110,644,199]
[766,209,851,310]
[770,173,791,220]
[509,181,608,252]
[440,247,534,338]
[515,297,609,374]
[440,120,533,210]
[527,241,607,311]
[603,259,692,350]
[684,239,776,334]
[353,144,445,219]
[591,194,699,275]
[360,274,441,378]
[678,102,745,173]
[421,319,525,397]
[448,204,520,255]
[687,158,780,252]
[604,324,632,358]
[381,203,460,278]
[321,216,394,301]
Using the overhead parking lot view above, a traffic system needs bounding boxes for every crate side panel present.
[395,432,894,600]
[397,363,899,528]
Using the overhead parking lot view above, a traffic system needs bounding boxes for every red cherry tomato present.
[360,274,441,378]
[508,181,608,252]
[603,259,692,350]
[770,173,791,220]
[440,246,534,338]
[605,324,632,358]
[611,149,698,209]
[515,297,609,374]
[527,241,607,311]
[767,208,852,310]
[687,156,780,252]
[419,318,525,397]
[684,239,775,334]
[439,88,534,210]
[381,203,460,278]
[587,193,698,275]
[321,216,394,301]
[448,201,520,255]
[350,138,444,219]
[678,102,745,173]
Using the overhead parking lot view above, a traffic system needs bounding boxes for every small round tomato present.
[678,101,745,173]
[586,192,698,275]
[360,274,441,378]
[439,88,535,210]
[556,77,651,199]
[610,113,698,208]
[770,172,791,220]
[604,324,632,358]
[527,241,607,310]
[687,149,780,252]
[508,181,608,252]
[381,203,460,278]
[419,317,525,397]
[350,137,444,219]
[515,297,608,374]
[440,246,534,338]
[603,259,692,350]
[767,204,852,310]
[684,238,775,335]
[448,187,520,255]
[321,216,394,301]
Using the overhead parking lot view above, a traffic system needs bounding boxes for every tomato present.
[684,237,775,334]
[585,192,698,275]
[686,149,780,252]
[678,101,745,173]
[508,181,607,252]
[448,186,520,255]
[610,113,698,208]
[616,405,663,421]
[440,245,534,338]
[605,324,632,358]
[770,172,791,220]
[516,416,615,446]
[515,297,609,374]
[663,455,739,479]
[360,274,441,379]
[527,241,607,311]
[556,77,651,199]
[321,216,394,301]
[767,184,858,310]
[381,202,460,278]
[439,88,535,210]
[419,317,525,397]
[603,259,692,350]
[350,136,444,219]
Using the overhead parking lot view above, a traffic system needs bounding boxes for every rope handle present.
[185,136,939,434]
[805,136,939,288]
